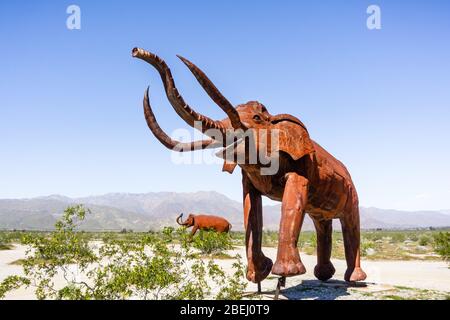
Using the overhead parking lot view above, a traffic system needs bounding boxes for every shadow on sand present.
[242,279,370,300]
[280,279,367,300]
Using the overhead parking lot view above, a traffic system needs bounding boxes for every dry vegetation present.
[2,228,449,262]
[1,208,448,300]
[253,229,448,262]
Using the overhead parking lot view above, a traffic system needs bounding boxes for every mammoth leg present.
[340,204,367,282]
[242,172,273,283]
[312,218,335,281]
[190,226,199,238]
[272,173,307,277]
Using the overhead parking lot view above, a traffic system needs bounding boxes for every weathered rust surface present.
[133,48,367,284]
[176,213,232,236]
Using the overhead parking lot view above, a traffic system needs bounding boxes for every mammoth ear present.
[271,114,315,161]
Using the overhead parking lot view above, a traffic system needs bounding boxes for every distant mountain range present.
[0,192,449,231]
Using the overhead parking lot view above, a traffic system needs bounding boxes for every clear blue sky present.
[1,1,449,210]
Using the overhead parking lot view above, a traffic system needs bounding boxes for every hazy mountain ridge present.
[0,192,449,231]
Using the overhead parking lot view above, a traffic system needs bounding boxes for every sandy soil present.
[226,246,450,300]
[1,244,449,300]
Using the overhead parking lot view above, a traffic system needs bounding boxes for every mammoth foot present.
[246,256,273,283]
[272,259,306,277]
[314,262,336,281]
[345,267,367,282]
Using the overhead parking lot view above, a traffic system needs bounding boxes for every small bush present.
[418,235,431,246]
[193,230,233,255]
[390,233,406,243]
[433,232,450,262]
[361,239,375,257]
[308,233,317,248]
[366,233,383,242]
[0,232,18,250]
[261,231,278,247]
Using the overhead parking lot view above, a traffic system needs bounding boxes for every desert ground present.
[1,243,449,300]
[230,246,450,300]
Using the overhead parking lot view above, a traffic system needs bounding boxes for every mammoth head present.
[176,213,195,227]
[217,102,315,173]
[132,48,315,174]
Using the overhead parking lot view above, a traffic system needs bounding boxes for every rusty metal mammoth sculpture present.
[132,48,367,288]
[176,213,232,236]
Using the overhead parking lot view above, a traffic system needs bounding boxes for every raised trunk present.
[176,214,185,225]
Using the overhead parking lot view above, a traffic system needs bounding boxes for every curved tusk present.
[176,55,247,131]
[132,48,225,135]
[143,87,222,151]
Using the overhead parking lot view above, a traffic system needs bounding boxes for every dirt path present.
[1,245,449,300]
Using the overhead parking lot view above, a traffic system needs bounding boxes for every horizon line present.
[1,191,449,213]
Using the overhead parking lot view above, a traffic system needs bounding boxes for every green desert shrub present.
[262,231,279,247]
[229,231,245,246]
[418,234,432,246]
[308,233,317,249]
[0,232,21,250]
[408,233,419,242]
[0,205,246,300]
[193,230,233,255]
[433,232,450,262]
[0,235,11,250]
[361,239,375,257]
[364,232,383,242]
[389,232,406,243]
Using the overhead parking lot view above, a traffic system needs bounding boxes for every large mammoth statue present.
[132,48,367,284]
[176,213,232,236]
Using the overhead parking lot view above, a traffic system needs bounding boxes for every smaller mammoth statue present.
[176,213,232,236]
